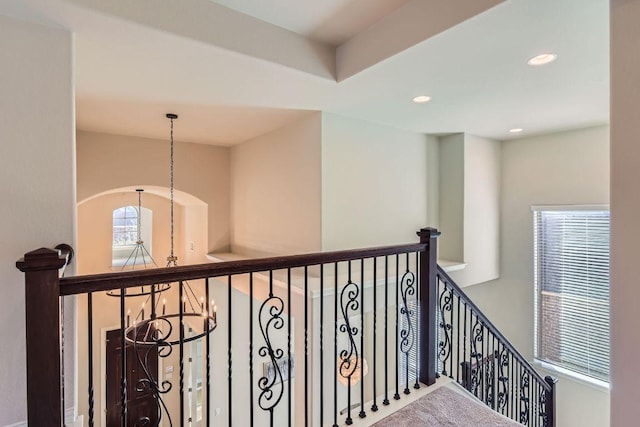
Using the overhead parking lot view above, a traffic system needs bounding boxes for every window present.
[533,207,610,383]
[112,206,153,266]
[113,206,139,247]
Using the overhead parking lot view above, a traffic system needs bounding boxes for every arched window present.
[112,206,153,266]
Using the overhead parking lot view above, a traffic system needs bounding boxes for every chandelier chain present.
[136,190,142,243]
[169,116,175,262]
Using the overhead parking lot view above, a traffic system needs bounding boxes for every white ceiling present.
[210,0,410,46]
[1,0,609,145]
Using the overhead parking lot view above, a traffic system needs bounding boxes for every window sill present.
[438,259,467,272]
[533,359,610,393]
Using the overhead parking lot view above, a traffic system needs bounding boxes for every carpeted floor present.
[372,386,523,427]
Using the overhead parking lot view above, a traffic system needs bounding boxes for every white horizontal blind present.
[533,209,610,382]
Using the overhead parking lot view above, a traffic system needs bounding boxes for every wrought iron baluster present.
[359,259,366,419]
[339,261,360,425]
[320,264,325,426]
[520,367,530,424]
[333,263,339,427]
[399,253,416,395]
[437,282,452,376]
[462,300,467,388]
[257,271,285,426]
[87,292,95,427]
[539,381,547,427]
[372,257,378,412]
[206,278,212,426]
[228,275,232,427]
[304,266,309,426]
[287,268,292,427]
[470,315,484,397]
[456,292,461,384]
[486,333,496,409]
[120,288,127,427]
[413,251,420,390]
[383,256,390,406]
[129,316,174,427]
[394,253,400,401]
[179,281,185,426]
[249,273,254,427]
[498,343,510,415]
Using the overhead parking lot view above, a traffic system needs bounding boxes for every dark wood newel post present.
[418,227,440,386]
[544,375,558,427]
[16,248,67,427]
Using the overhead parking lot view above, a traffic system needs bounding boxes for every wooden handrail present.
[59,243,426,296]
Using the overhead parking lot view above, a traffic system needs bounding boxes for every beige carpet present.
[372,386,523,427]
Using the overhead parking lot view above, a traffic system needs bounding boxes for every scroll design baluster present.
[470,318,484,396]
[399,269,416,394]
[338,280,360,381]
[437,286,453,376]
[519,371,531,424]
[257,295,286,413]
[127,319,175,427]
[339,279,360,426]
[539,385,549,427]
[485,350,496,408]
[497,346,510,412]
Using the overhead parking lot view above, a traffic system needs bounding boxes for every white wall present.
[321,113,430,250]
[230,112,322,256]
[464,125,610,427]
[610,1,640,425]
[0,16,75,426]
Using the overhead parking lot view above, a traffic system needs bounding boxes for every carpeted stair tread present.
[371,386,523,427]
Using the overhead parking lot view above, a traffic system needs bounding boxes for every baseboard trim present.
[3,421,27,427]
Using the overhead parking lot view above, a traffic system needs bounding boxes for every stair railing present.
[434,264,557,426]
[16,227,555,426]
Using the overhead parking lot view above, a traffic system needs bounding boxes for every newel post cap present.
[16,247,66,272]
[417,227,441,240]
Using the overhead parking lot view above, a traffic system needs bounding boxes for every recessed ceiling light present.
[527,53,558,66]
[509,128,524,133]
[412,95,431,103]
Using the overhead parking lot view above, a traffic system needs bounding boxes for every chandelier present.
[124,113,217,346]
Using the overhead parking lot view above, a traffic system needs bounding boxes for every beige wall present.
[230,112,322,256]
[456,134,501,286]
[0,16,75,426]
[321,112,430,250]
[465,125,610,427]
[610,1,640,425]
[437,133,500,286]
[438,134,465,261]
[77,130,230,255]
[76,191,186,274]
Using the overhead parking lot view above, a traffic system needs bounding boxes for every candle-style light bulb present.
[127,309,131,327]
[141,302,145,320]
[162,298,166,316]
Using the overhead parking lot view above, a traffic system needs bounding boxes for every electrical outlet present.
[215,408,221,416]
[189,241,195,251]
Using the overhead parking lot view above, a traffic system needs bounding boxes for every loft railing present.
[16,228,555,427]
